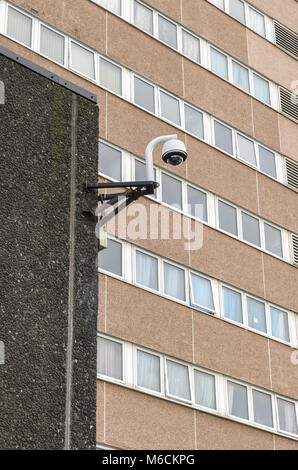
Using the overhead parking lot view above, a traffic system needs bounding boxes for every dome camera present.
[162,139,187,166]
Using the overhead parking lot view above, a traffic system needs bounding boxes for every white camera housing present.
[162,139,187,166]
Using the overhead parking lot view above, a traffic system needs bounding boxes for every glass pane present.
[98,142,122,180]
[134,76,155,113]
[264,223,283,257]
[229,0,245,23]
[164,263,185,301]
[134,1,153,35]
[71,42,95,79]
[100,58,122,94]
[210,47,228,80]
[249,7,265,37]
[182,30,200,63]
[237,134,257,166]
[191,273,215,311]
[214,121,233,155]
[277,398,298,434]
[137,350,160,392]
[247,297,266,333]
[158,16,177,49]
[218,200,238,236]
[187,186,207,221]
[40,25,65,64]
[242,212,260,246]
[270,307,290,342]
[259,146,276,178]
[161,173,182,210]
[223,287,243,323]
[160,91,181,126]
[136,250,158,291]
[97,337,122,380]
[194,370,216,409]
[7,7,32,47]
[184,105,204,139]
[209,0,225,8]
[253,390,273,427]
[232,61,250,92]
[135,160,157,198]
[98,239,122,276]
[98,0,121,15]
[253,74,270,105]
[166,360,191,400]
[228,381,249,420]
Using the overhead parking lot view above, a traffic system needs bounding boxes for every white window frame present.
[235,131,258,169]
[132,0,155,37]
[252,71,271,106]
[268,304,291,345]
[133,246,161,295]
[262,220,284,260]
[192,365,218,412]
[38,22,67,67]
[189,270,218,315]
[183,101,205,142]
[240,210,262,249]
[216,197,240,239]
[133,156,160,201]
[231,58,251,94]
[220,283,245,327]
[98,235,125,280]
[250,386,276,430]
[212,118,236,158]
[165,357,193,404]
[134,345,164,397]
[181,28,202,65]
[98,55,123,97]
[186,182,209,223]
[225,378,250,423]
[275,395,298,438]
[245,293,268,336]
[132,73,157,116]
[158,88,182,128]
[97,333,126,385]
[69,39,97,82]
[157,13,178,51]
[5,3,34,49]
[162,258,188,305]
[208,43,230,82]
[247,4,267,38]
[98,139,123,182]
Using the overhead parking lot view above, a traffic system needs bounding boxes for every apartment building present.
[0,0,297,450]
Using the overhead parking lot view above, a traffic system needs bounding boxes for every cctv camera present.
[162,139,187,166]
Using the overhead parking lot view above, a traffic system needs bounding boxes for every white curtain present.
[136,251,158,291]
[249,7,265,36]
[137,350,160,392]
[71,42,95,79]
[191,274,214,311]
[270,307,289,342]
[7,7,32,47]
[232,61,250,92]
[100,58,122,94]
[210,48,228,80]
[229,0,245,23]
[209,0,225,9]
[40,25,65,65]
[247,297,266,333]
[98,0,121,15]
[158,16,177,49]
[253,74,270,104]
[194,371,216,409]
[164,263,185,301]
[223,287,243,323]
[277,399,298,434]
[253,390,273,427]
[228,381,248,419]
[97,337,122,380]
[182,31,200,63]
[134,1,153,35]
[167,360,191,400]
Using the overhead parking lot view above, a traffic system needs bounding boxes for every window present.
[137,350,161,392]
[191,273,215,313]
[214,121,233,155]
[187,186,207,221]
[247,297,266,333]
[264,223,283,257]
[253,74,270,105]
[237,134,256,166]
[208,0,225,10]
[160,91,181,126]
[277,398,298,435]
[98,238,122,277]
[232,61,250,92]
[253,390,273,428]
[194,370,216,409]
[71,42,95,80]
[166,360,191,400]
[249,7,265,37]
[182,30,200,63]
[134,1,153,35]
[163,262,186,301]
[218,200,238,236]
[40,25,65,65]
[136,250,159,291]
[258,146,276,179]
[223,287,243,323]
[158,16,177,49]
[210,47,228,80]
[184,104,204,139]
[100,58,122,95]
[98,142,122,180]
[242,212,260,247]
[134,76,155,113]
[228,381,249,420]
[135,159,157,198]
[229,0,245,24]
[97,336,123,380]
[7,7,32,47]
[98,0,121,15]
[270,307,290,342]
[161,173,182,210]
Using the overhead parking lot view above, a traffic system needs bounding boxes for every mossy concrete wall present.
[0,52,98,449]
